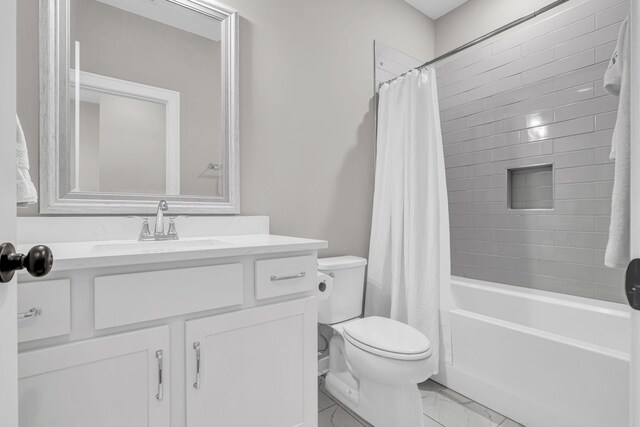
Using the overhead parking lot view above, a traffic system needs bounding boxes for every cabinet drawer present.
[18,279,70,343]
[95,264,243,330]
[255,256,317,300]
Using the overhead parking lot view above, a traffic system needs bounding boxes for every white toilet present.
[318,256,435,427]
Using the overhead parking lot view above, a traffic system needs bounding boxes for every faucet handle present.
[166,216,187,238]
[127,216,152,239]
[167,218,177,237]
[140,219,151,238]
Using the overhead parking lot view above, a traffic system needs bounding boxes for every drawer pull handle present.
[155,350,164,401]
[17,307,42,319]
[270,272,306,282]
[193,341,201,389]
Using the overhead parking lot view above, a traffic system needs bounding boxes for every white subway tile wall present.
[436,0,629,303]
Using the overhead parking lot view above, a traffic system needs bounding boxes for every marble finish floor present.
[318,379,524,427]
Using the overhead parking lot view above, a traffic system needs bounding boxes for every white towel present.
[604,17,630,268]
[16,115,38,207]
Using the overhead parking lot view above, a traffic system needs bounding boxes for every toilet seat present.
[342,316,432,361]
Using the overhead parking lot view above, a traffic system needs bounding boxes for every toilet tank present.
[317,256,367,324]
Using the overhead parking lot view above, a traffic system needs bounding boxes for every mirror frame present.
[39,0,239,214]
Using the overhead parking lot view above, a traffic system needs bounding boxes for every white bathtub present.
[434,276,630,427]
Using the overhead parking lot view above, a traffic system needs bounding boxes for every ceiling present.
[404,0,470,19]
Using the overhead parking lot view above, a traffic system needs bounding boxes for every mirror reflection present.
[68,0,224,197]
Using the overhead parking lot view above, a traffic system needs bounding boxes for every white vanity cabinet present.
[185,297,317,427]
[18,326,170,427]
[16,233,326,427]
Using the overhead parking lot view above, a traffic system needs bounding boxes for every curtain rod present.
[381,0,571,87]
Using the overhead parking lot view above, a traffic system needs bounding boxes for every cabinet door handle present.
[270,272,306,281]
[17,307,42,319]
[155,350,164,401]
[193,341,201,389]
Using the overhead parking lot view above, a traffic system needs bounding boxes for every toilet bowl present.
[318,257,435,427]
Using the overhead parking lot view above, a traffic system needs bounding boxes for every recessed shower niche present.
[507,164,553,210]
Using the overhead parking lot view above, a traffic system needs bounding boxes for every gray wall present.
[98,95,167,194]
[437,0,629,303]
[218,0,435,257]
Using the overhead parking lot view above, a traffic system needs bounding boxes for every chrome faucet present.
[154,200,169,236]
[130,200,181,241]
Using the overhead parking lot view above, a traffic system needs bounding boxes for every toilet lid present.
[342,317,431,358]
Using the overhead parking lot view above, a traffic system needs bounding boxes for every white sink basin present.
[90,238,229,254]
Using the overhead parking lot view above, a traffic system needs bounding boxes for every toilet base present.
[325,372,424,427]
[324,333,426,427]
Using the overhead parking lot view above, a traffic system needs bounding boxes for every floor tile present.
[498,419,525,427]
[420,380,471,404]
[420,380,506,427]
[424,414,445,426]
[319,389,337,412]
[419,380,446,397]
[319,377,523,427]
[321,385,374,426]
[318,405,366,427]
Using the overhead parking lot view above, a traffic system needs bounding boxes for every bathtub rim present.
[450,275,630,320]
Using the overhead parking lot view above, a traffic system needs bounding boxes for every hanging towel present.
[16,115,38,207]
[604,17,630,268]
[365,67,450,376]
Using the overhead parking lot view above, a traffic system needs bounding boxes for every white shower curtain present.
[365,67,450,374]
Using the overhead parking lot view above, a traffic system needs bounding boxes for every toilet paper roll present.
[316,272,334,301]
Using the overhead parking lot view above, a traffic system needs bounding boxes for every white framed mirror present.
[40,0,239,214]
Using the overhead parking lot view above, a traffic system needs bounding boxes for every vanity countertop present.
[17,234,328,272]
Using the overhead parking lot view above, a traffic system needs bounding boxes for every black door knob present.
[626,259,640,311]
[0,243,53,283]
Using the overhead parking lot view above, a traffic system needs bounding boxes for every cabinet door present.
[18,326,170,427]
[186,297,317,427]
